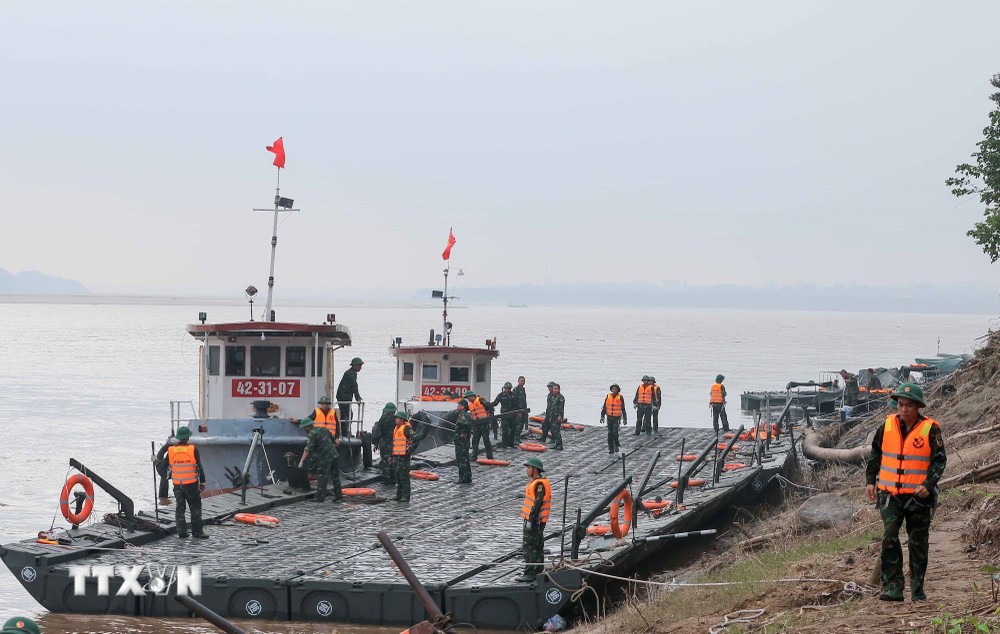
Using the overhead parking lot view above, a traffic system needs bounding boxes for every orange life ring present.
[527,426,543,435]
[561,423,585,431]
[722,433,736,439]
[519,441,548,452]
[675,454,697,462]
[342,487,377,498]
[609,490,633,539]
[410,470,439,481]
[476,458,511,466]
[587,524,612,536]
[717,443,741,452]
[722,463,747,471]
[529,415,545,423]
[670,478,707,489]
[641,499,672,519]
[59,473,95,526]
[234,513,279,527]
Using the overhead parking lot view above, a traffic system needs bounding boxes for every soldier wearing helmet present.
[491,381,521,448]
[600,384,627,454]
[516,457,551,582]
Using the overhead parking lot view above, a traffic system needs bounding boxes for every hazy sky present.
[4,1,1000,297]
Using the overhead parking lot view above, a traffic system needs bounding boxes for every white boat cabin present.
[187,317,352,419]
[390,339,500,415]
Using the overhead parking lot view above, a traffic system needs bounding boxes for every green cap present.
[610,383,620,391]
[383,402,397,413]
[503,381,513,388]
[350,357,364,366]
[394,411,410,422]
[175,426,192,440]
[523,457,545,471]
[464,390,476,397]
[715,374,725,383]
[890,383,926,407]
[1,617,40,634]
[299,417,315,428]
[318,396,332,405]
[546,381,556,388]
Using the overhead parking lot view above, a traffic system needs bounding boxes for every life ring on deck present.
[675,454,697,462]
[587,524,612,536]
[527,426,543,435]
[342,487,377,498]
[410,470,439,481]
[670,478,706,489]
[476,458,511,466]
[717,443,741,452]
[519,442,548,452]
[59,474,95,526]
[641,499,672,519]
[722,433,736,439]
[529,416,545,423]
[609,490,633,539]
[235,513,279,527]
[722,463,748,472]
[561,423,585,431]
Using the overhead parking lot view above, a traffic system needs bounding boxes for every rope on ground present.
[708,608,766,634]
[767,473,822,492]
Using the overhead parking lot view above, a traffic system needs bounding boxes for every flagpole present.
[263,166,280,322]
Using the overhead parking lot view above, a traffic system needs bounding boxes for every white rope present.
[709,608,766,634]
[767,473,822,492]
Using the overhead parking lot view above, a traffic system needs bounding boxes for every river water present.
[0,300,992,631]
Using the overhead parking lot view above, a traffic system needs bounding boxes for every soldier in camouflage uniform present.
[372,402,398,484]
[335,357,364,436]
[512,376,529,437]
[491,381,521,448]
[454,399,474,483]
[541,382,565,451]
[516,457,551,582]
[298,418,343,502]
[391,412,416,502]
[866,383,946,602]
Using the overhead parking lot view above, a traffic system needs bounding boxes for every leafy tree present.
[947,74,1000,261]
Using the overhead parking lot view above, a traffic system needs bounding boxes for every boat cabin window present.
[250,346,281,377]
[286,346,306,377]
[422,363,439,381]
[207,345,220,376]
[476,362,487,383]
[225,346,246,377]
[402,362,414,381]
[311,350,323,377]
[449,365,470,382]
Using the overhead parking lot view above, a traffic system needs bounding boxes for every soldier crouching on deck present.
[866,383,946,602]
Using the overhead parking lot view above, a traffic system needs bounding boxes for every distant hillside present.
[0,267,89,294]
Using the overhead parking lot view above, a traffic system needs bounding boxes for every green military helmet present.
[523,457,545,472]
[394,411,410,422]
[890,383,926,407]
[458,399,470,409]
[464,390,476,397]
[546,381,556,388]
[317,396,332,405]
[610,383,620,391]
[650,376,657,382]
[383,402,397,413]
[641,375,651,381]
[1,617,40,634]
[350,357,364,366]
[716,374,725,383]
[299,417,315,428]
[503,381,513,388]
[175,426,192,440]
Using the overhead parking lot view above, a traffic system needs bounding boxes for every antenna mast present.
[253,167,298,322]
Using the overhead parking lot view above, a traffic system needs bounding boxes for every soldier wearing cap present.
[466,390,495,460]
[491,381,521,448]
[371,402,398,484]
[866,383,947,602]
[633,375,654,436]
[513,376,529,438]
[541,383,565,450]
[600,384,627,453]
[454,399,474,483]
[1,617,40,634]
[391,411,416,501]
[167,426,208,538]
[710,374,730,434]
[293,395,339,438]
[298,417,343,502]
[517,457,552,582]
[336,357,365,436]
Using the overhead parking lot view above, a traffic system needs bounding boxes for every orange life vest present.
[605,393,623,417]
[520,477,552,524]
[313,407,338,436]
[469,396,488,420]
[393,422,412,457]
[710,382,725,404]
[168,445,199,485]
[636,384,653,405]
[876,414,938,495]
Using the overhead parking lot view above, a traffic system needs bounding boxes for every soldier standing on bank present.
[298,418,343,502]
[600,384,627,454]
[633,375,654,435]
[372,403,398,484]
[543,383,565,451]
[840,369,860,407]
[392,411,415,502]
[513,375,529,437]
[710,374,730,434]
[516,457,552,582]
[866,383,946,601]
[336,357,364,436]
[491,381,520,448]
[454,399,473,483]
[166,426,208,539]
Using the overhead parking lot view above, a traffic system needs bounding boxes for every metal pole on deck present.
[377,530,458,634]
[151,441,159,518]
[559,475,571,564]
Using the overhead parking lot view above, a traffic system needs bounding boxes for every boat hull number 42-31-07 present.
[231,379,301,398]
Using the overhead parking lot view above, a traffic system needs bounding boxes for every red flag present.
[442,228,456,260]
[266,137,285,169]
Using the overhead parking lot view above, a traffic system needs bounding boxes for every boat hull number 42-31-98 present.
[231,379,301,398]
